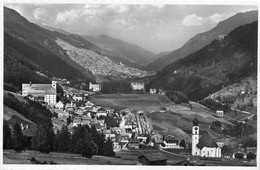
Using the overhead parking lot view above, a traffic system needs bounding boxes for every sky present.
[4,3,258,54]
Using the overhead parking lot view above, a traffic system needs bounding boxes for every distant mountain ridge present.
[148,21,257,101]
[4,7,97,82]
[146,10,258,71]
[82,34,156,67]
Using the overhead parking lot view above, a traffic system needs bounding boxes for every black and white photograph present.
[1,0,259,168]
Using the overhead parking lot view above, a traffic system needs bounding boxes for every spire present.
[192,115,199,126]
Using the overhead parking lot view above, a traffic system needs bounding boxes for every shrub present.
[235,152,244,159]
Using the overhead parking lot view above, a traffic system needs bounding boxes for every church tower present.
[192,115,200,156]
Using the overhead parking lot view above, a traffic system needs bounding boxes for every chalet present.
[72,93,85,101]
[65,102,76,109]
[105,133,116,140]
[216,110,224,117]
[85,101,94,108]
[128,138,140,149]
[131,82,145,91]
[151,134,164,144]
[150,88,157,94]
[96,107,108,117]
[55,101,64,110]
[75,108,84,116]
[158,89,166,95]
[160,136,183,149]
[89,82,101,92]
[55,109,69,120]
[137,134,148,143]
[22,81,57,105]
[138,152,167,165]
[159,107,167,112]
[82,115,91,125]
[72,117,82,127]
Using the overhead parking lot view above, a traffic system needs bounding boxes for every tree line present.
[4,121,115,158]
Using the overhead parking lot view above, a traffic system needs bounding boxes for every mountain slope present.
[4,7,96,84]
[82,35,156,67]
[148,21,257,101]
[146,10,258,71]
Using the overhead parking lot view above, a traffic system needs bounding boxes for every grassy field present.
[3,150,136,165]
[90,94,173,112]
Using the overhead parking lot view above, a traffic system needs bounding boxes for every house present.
[96,107,108,117]
[192,116,222,158]
[138,152,167,165]
[22,81,57,105]
[72,93,85,101]
[128,138,140,149]
[131,82,145,91]
[85,101,94,108]
[55,101,64,110]
[82,115,91,125]
[216,110,224,117]
[151,134,164,144]
[65,102,76,109]
[137,134,149,143]
[158,89,166,95]
[75,108,84,116]
[150,88,157,94]
[159,107,167,112]
[89,82,101,92]
[160,136,183,149]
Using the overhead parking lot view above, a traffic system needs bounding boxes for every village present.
[18,79,257,166]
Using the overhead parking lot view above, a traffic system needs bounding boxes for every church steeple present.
[192,114,200,156]
[192,115,199,126]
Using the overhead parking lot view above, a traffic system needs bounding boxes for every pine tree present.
[32,124,53,153]
[3,121,13,149]
[103,138,115,157]
[56,125,71,152]
[12,123,25,152]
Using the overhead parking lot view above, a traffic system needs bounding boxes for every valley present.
[3,5,258,167]
[56,38,150,80]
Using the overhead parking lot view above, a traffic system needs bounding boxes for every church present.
[191,115,222,158]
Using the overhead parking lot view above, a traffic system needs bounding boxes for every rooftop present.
[196,134,218,149]
[138,152,167,162]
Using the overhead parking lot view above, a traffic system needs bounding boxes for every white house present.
[191,116,222,158]
[55,101,64,110]
[89,82,101,92]
[150,88,157,94]
[72,93,84,101]
[22,81,57,105]
[160,136,183,149]
[96,107,108,117]
[131,82,145,91]
[216,110,224,117]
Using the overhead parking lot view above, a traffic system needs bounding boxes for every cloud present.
[208,12,235,24]
[55,9,81,25]
[32,8,49,20]
[182,14,204,26]
[109,18,141,31]
[182,12,235,26]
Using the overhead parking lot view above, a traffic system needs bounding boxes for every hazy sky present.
[5,3,258,53]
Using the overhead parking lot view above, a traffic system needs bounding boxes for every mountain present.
[82,34,156,67]
[148,21,257,101]
[146,10,258,71]
[38,24,71,35]
[4,6,97,90]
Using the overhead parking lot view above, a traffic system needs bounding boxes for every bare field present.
[90,94,173,112]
